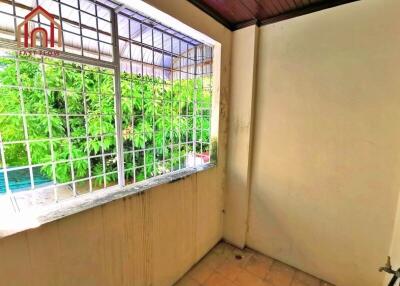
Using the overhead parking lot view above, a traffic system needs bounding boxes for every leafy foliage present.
[0,54,211,189]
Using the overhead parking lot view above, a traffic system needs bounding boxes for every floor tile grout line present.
[175,241,332,286]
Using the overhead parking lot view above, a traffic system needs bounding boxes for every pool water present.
[0,167,52,193]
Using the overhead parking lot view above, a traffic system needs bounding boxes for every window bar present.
[185,47,190,165]
[98,69,107,189]
[55,0,66,197]
[95,5,101,61]
[170,36,174,172]
[161,33,166,174]
[111,9,125,188]
[140,23,146,180]
[184,48,189,166]
[35,0,41,46]
[200,45,204,162]
[178,40,182,170]
[81,63,93,193]
[15,58,34,192]
[208,47,213,156]
[50,0,67,202]
[11,0,16,42]
[61,61,77,196]
[11,0,34,197]
[151,28,156,177]
[77,0,85,58]
[192,46,198,167]
[128,20,136,184]
[40,59,58,202]
[0,133,18,211]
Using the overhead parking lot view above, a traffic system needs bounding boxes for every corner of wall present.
[223,25,259,248]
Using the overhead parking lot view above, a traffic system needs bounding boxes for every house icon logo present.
[16,6,62,49]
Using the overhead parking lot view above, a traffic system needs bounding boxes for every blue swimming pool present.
[0,167,52,193]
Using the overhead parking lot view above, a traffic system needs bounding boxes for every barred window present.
[0,0,215,212]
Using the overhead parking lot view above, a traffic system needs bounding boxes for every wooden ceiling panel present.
[284,0,298,10]
[292,0,305,8]
[273,0,291,11]
[200,0,254,23]
[260,0,282,15]
[187,0,359,30]
[239,0,271,20]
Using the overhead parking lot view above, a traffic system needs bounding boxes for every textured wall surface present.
[0,0,231,285]
[0,170,224,286]
[224,25,259,247]
[247,1,400,285]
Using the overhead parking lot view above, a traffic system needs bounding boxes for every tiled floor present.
[174,242,333,286]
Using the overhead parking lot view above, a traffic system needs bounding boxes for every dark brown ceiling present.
[187,0,359,30]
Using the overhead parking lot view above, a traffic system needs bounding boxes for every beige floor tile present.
[244,252,274,279]
[234,269,270,286]
[231,248,253,267]
[214,243,253,265]
[174,274,201,286]
[174,243,332,286]
[264,261,296,286]
[292,270,320,286]
[320,281,335,286]
[201,252,227,270]
[204,271,239,286]
[187,260,214,284]
[216,258,243,281]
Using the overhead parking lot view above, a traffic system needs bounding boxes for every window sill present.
[0,163,215,239]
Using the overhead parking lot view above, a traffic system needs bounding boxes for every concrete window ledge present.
[0,164,214,239]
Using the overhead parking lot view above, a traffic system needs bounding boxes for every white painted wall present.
[224,25,259,247]
[0,1,231,285]
[0,171,224,286]
[246,1,400,285]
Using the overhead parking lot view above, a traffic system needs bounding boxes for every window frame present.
[0,0,219,213]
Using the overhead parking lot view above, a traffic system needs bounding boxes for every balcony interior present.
[1,1,400,286]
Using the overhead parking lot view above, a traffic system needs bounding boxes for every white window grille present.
[0,0,215,212]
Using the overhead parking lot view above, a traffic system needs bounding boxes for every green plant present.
[0,53,211,188]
